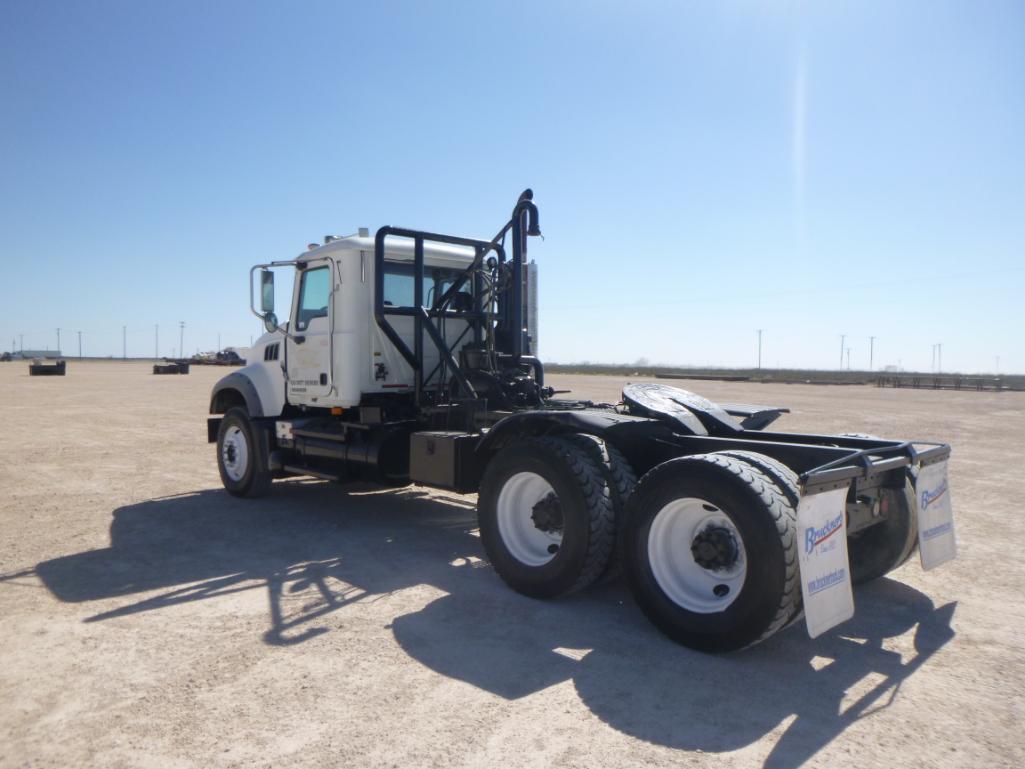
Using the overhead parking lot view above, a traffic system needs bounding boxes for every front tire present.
[217,407,273,498]
[478,436,615,598]
[624,453,800,652]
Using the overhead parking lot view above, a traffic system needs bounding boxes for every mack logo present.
[805,514,843,555]
[921,480,949,511]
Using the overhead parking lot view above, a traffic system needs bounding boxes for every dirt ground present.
[1,361,1023,769]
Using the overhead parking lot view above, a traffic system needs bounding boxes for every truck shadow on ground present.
[27,482,956,769]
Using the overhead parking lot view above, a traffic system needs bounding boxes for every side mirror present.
[260,270,275,313]
[263,312,278,334]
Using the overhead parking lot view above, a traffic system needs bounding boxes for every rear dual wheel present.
[837,434,919,583]
[477,434,628,598]
[848,475,918,584]
[624,453,801,652]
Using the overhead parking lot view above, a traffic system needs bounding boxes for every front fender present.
[209,363,285,417]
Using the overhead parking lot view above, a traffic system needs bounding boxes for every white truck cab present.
[219,234,486,418]
[284,235,479,409]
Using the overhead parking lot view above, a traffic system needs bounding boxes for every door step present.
[282,464,340,482]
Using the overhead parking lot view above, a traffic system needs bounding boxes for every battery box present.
[409,431,481,493]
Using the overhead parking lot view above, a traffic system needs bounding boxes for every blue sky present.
[1,1,1022,372]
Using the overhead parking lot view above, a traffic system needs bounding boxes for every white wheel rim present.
[647,497,747,613]
[496,471,562,566]
[221,425,249,482]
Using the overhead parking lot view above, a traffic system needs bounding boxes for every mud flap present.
[796,486,855,638]
[915,460,957,570]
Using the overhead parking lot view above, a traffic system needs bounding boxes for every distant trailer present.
[29,359,66,376]
[876,375,1002,391]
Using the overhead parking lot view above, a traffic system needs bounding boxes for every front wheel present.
[624,453,801,652]
[217,407,273,498]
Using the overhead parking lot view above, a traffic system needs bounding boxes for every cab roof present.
[298,233,477,268]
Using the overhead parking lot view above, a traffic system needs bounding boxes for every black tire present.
[837,434,919,583]
[624,453,801,652]
[848,472,918,584]
[216,407,273,498]
[714,450,804,628]
[715,450,800,508]
[478,436,615,598]
[560,433,637,514]
[560,433,637,578]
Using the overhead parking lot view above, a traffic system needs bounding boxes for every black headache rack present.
[373,190,544,414]
[373,225,501,404]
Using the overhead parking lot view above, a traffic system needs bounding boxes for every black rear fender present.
[476,410,674,476]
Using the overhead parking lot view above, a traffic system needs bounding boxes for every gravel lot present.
[2,361,1023,769]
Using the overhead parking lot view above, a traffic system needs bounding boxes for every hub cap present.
[221,425,249,482]
[496,472,562,566]
[530,493,564,534]
[647,497,747,613]
[690,525,740,571]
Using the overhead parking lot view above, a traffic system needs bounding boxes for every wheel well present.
[210,387,247,415]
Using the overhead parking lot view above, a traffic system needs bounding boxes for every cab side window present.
[382,267,415,307]
[296,266,330,331]
[382,262,468,308]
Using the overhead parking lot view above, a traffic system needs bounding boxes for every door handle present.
[294,335,305,345]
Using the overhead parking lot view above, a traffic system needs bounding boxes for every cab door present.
[286,260,334,404]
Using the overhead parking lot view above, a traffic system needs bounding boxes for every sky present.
[1,1,1022,372]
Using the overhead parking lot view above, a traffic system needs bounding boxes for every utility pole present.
[217,332,221,352]
[846,347,851,370]
[179,321,185,361]
[123,325,127,360]
[839,334,846,369]
[56,328,61,355]
[78,331,82,359]
[869,336,875,371]
[757,329,763,370]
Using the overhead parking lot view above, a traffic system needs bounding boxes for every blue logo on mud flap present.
[807,568,847,595]
[805,514,843,555]
[922,521,953,541]
[921,479,949,511]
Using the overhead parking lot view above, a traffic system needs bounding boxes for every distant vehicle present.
[190,349,244,366]
[29,359,66,376]
[216,349,242,364]
[206,190,956,652]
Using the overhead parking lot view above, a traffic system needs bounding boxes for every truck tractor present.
[208,190,955,652]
